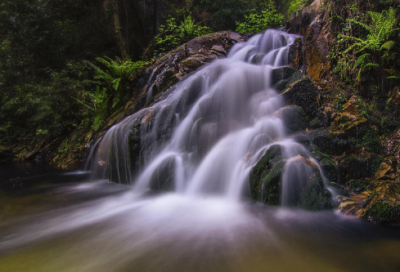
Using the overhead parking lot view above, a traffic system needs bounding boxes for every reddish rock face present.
[288,0,334,89]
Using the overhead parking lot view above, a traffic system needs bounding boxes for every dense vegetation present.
[0,0,300,160]
[0,0,398,162]
[327,0,400,133]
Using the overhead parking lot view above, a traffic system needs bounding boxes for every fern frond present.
[347,18,374,34]
[338,34,364,43]
[353,53,371,70]
[363,63,379,68]
[343,42,361,53]
[380,40,395,50]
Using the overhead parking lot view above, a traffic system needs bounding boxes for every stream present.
[0,164,399,272]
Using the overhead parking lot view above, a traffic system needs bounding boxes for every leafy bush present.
[85,57,148,93]
[153,15,211,58]
[236,1,284,34]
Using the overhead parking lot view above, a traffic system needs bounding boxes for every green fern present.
[85,57,148,92]
[338,8,399,81]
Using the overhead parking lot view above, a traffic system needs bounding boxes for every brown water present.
[1,163,400,272]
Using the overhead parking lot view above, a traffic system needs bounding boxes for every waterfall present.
[92,29,335,205]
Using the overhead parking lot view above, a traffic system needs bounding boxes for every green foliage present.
[334,94,348,112]
[236,1,284,33]
[82,57,148,131]
[0,0,118,157]
[338,8,400,81]
[192,0,251,31]
[153,15,211,58]
[86,57,148,93]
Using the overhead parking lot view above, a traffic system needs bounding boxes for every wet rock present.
[250,145,283,205]
[281,76,319,117]
[288,37,304,70]
[310,130,350,156]
[374,157,397,180]
[338,153,384,181]
[251,53,265,64]
[148,157,176,192]
[346,123,381,154]
[301,172,333,211]
[288,0,333,89]
[271,67,303,92]
[274,106,309,134]
[102,31,246,131]
[309,146,338,183]
[250,144,333,211]
[381,128,400,166]
[339,182,400,225]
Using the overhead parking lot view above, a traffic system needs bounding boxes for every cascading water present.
[93,29,336,205]
[2,29,400,272]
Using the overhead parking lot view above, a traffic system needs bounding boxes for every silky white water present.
[91,29,334,204]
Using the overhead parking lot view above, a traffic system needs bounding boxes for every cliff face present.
[284,0,400,225]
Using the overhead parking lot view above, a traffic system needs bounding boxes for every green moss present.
[311,130,349,155]
[309,118,320,128]
[301,172,333,211]
[338,115,352,124]
[364,155,384,178]
[249,145,283,204]
[364,201,400,224]
[346,123,381,153]
[309,145,338,183]
[261,161,285,205]
[334,94,347,112]
[347,179,369,192]
[281,106,309,134]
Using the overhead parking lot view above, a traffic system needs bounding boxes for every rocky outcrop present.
[249,144,333,211]
[287,0,334,89]
[102,31,245,130]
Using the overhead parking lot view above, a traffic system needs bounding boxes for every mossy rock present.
[310,130,350,156]
[347,179,369,193]
[288,37,303,70]
[249,145,283,205]
[250,144,334,211]
[363,200,400,224]
[148,157,176,192]
[309,146,338,183]
[346,122,381,153]
[301,172,333,211]
[272,67,303,92]
[281,77,319,117]
[279,106,309,134]
[338,153,384,182]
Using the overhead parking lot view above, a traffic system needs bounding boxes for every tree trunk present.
[153,0,157,36]
[106,0,128,60]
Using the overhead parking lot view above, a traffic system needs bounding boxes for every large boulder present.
[249,144,333,210]
[103,31,246,130]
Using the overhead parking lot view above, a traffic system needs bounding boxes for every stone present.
[273,106,309,134]
[281,76,319,117]
[288,37,304,70]
[250,145,283,205]
[301,172,333,211]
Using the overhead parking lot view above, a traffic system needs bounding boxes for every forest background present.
[0,0,399,161]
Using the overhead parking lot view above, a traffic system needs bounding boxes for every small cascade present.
[91,29,336,206]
